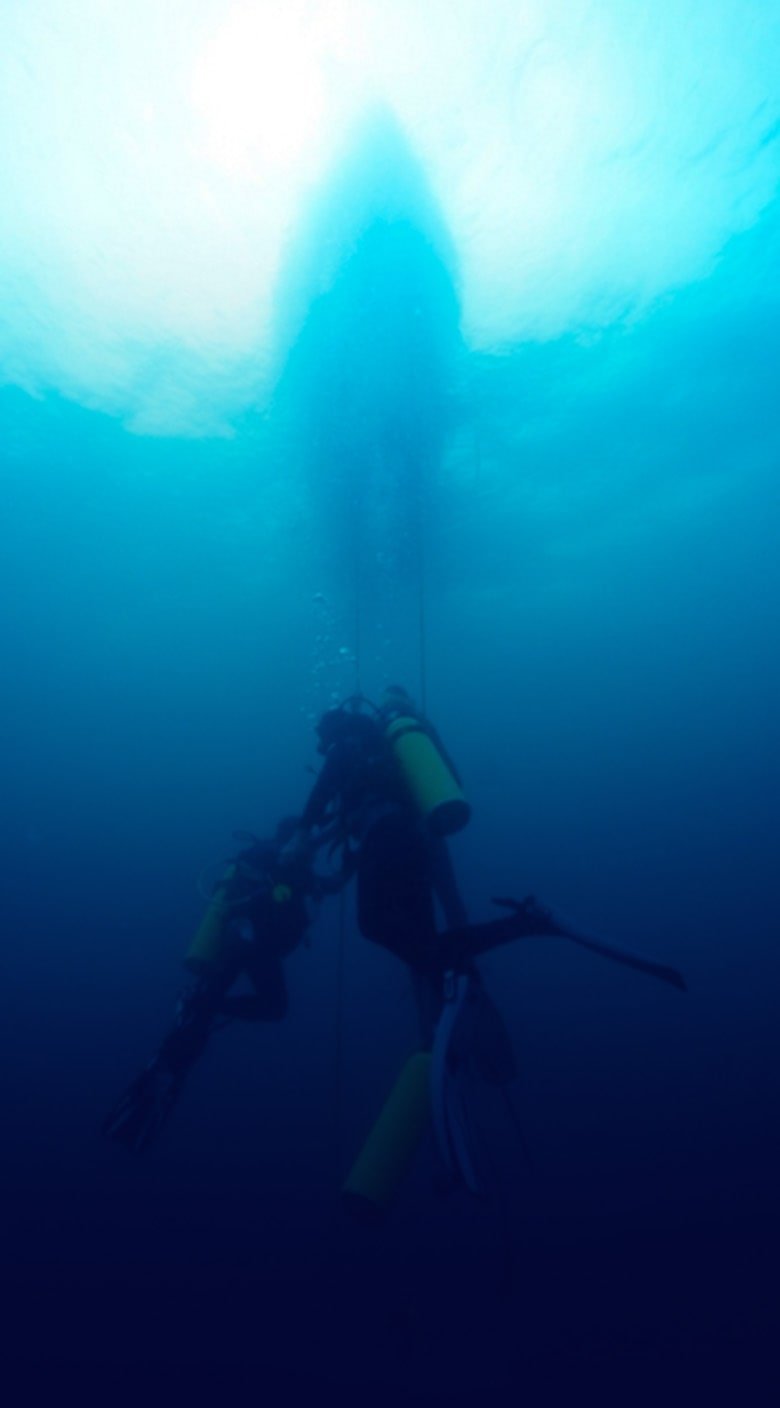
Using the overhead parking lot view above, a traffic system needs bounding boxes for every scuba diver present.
[305,689,468,935]
[289,687,688,1014]
[287,685,472,1043]
[287,690,687,1217]
[102,818,328,1153]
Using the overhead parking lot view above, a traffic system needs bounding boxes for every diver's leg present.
[102,966,235,1152]
[434,900,557,968]
[158,973,222,1065]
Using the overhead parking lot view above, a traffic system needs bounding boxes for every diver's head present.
[315,701,377,755]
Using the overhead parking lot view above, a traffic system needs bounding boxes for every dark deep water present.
[3,112,780,1399]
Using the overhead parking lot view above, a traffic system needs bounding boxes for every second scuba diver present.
[102,818,328,1153]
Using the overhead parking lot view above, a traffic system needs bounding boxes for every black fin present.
[442,897,687,991]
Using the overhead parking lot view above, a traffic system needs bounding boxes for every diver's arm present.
[157,968,230,1067]
[101,970,230,1153]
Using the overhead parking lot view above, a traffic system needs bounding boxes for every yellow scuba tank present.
[185,863,242,972]
[342,1051,432,1218]
[381,693,471,836]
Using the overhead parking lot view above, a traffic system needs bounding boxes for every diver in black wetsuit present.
[102,818,327,1153]
[291,695,688,1215]
[305,696,468,950]
[284,692,472,1043]
[288,695,687,1029]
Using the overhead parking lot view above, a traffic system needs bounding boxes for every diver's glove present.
[101,1053,185,1154]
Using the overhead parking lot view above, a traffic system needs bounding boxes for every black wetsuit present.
[301,715,464,974]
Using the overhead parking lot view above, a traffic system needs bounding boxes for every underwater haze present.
[2,0,780,1396]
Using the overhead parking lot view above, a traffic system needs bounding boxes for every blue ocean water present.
[2,3,780,1397]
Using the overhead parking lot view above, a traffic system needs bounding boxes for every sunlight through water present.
[0,0,779,432]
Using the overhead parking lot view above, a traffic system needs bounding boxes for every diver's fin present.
[448,978,518,1086]
[442,897,686,991]
[101,1055,185,1153]
[490,897,688,991]
[431,974,484,1197]
[547,925,687,990]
